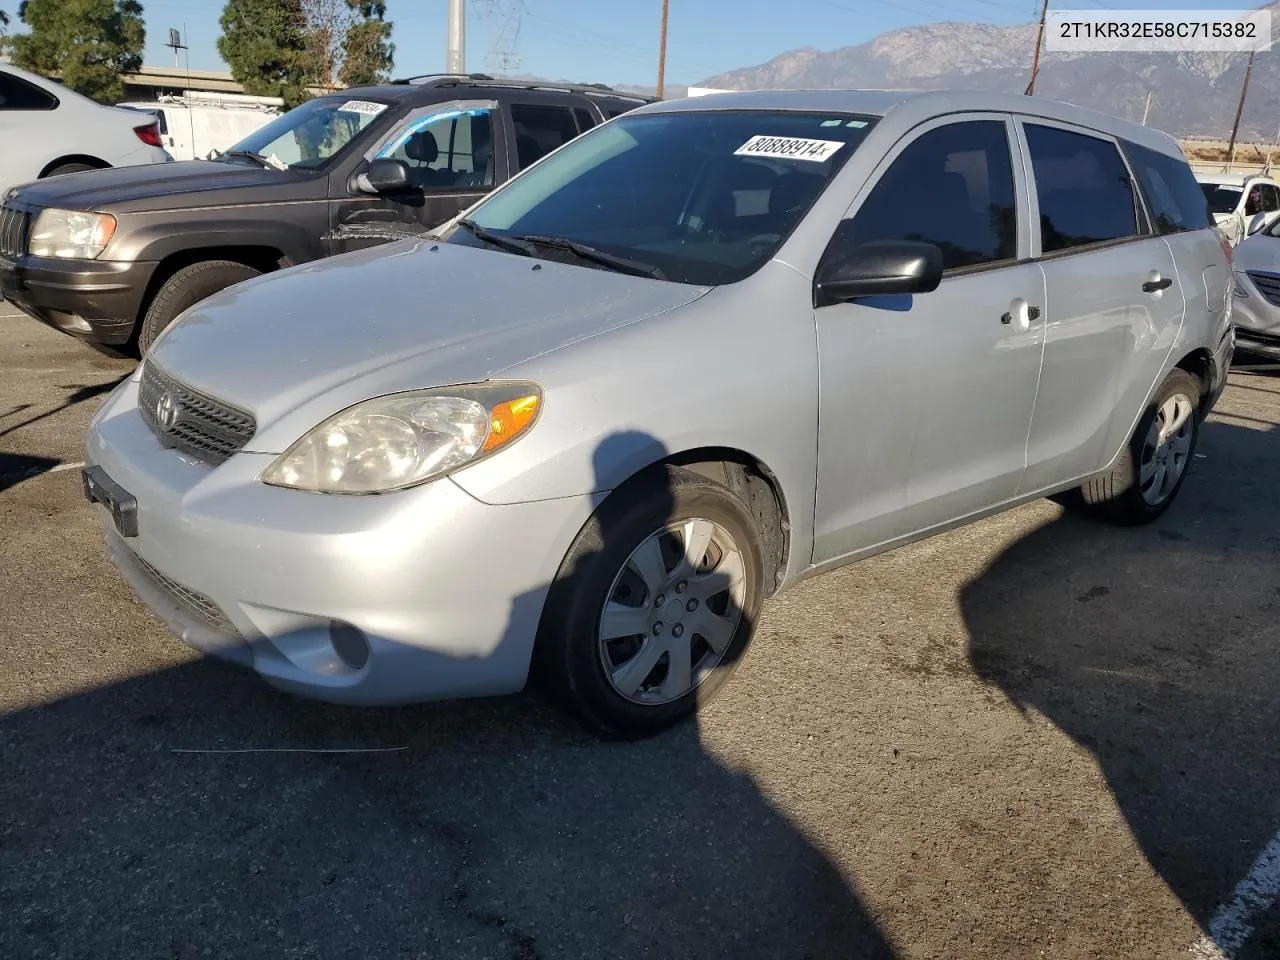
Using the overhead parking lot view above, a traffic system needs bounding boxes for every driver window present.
[845,120,1018,271]
[378,108,496,191]
[1245,185,1264,216]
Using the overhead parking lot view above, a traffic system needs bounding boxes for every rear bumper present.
[0,254,155,345]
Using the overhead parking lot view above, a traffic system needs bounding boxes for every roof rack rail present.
[392,72,496,85]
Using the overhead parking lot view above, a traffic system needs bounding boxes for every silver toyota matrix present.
[84,90,1234,736]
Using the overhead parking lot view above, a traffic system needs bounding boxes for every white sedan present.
[0,61,171,197]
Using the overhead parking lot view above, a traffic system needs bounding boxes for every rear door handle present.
[1143,276,1173,293]
[1000,302,1041,327]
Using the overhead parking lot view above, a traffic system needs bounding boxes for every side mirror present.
[357,158,412,194]
[1247,213,1268,236]
[814,239,944,307]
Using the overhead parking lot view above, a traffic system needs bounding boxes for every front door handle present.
[1143,276,1173,293]
[1000,302,1041,327]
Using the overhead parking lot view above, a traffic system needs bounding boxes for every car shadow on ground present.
[0,376,127,493]
[962,413,1280,957]
[1,432,895,959]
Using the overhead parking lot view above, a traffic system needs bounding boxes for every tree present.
[301,0,393,91]
[218,0,311,108]
[7,0,144,102]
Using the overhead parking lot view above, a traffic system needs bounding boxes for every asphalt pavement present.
[2,302,1278,959]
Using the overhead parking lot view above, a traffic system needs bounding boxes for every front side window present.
[377,107,496,190]
[227,96,391,170]
[0,72,58,110]
[447,110,876,285]
[1124,141,1212,235]
[843,120,1018,271]
[1261,184,1280,213]
[1025,123,1138,254]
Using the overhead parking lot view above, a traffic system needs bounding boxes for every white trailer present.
[117,90,282,161]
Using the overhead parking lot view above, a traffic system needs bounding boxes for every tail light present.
[134,122,162,148]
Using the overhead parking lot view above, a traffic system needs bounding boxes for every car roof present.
[635,88,1187,159]
[1194,172,1271,186]
[333,74,656,107]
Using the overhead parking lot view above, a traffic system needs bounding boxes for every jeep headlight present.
[261,382,542,494]
[29,209,117,259]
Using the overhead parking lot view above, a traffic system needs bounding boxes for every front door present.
[812,116,1046,563]
[1017,120,1186,493]
[330,100,505,255]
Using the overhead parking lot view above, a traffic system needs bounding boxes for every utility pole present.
[447,0,466,74]
[1226,47,1256,175]
[657,0,670,99]
[1141,90,1153,125]
[1025,0,1048,95]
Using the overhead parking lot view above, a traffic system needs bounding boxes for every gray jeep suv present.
[0,74,651,353]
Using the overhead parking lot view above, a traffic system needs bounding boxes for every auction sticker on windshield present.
[339,100,388,117]
[735,135,845,162]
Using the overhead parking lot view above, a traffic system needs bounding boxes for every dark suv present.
[0,74,654,353]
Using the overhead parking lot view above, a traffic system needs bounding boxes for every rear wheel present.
[1077,368,1201,524]
[138,260,261,354]
[43,162,99,177]
[537,466,765,738]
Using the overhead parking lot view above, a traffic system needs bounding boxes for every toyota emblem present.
[155,391,179,432]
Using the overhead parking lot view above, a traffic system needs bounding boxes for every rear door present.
[330,99,505,255]
[1018,120,1186,493]
[0,70,60,193]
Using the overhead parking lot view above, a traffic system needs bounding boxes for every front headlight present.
[261,382,542,494]
[29,209,117,259]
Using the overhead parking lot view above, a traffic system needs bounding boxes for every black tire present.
[536,465,765,738]
[138,260,261,354]
[43,162,99,177]
[1077,368,1201,525]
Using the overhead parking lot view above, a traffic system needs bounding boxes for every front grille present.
[0,204,30,260]
[138,361,256,465]
[1246,270,1280,307]
[136,554,239,636]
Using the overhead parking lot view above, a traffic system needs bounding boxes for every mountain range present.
[690,12,1280,140]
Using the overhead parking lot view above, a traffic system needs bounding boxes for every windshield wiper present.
[514,234,666,280]
[455,219,534,257]
[221,150,273,169]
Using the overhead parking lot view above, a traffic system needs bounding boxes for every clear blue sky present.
[41,0,1272,85]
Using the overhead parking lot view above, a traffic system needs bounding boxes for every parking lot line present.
[1188,828,1280,959]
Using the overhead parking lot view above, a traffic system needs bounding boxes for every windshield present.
[446,110,877,285]
[225,95,392,170]
[1200,183,1243,215]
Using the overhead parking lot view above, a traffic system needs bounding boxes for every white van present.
[117,91,281,162]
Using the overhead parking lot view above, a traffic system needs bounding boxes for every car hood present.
[1232,232,1280,272]
[149,239,711,450]
[8,159,313,212]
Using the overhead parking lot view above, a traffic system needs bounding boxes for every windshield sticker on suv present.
[339,100,388,117]
[734,135,845,163]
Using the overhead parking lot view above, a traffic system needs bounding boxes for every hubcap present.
[1139,392,1195,506]
[597,517,746,705]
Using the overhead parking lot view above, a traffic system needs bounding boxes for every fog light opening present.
[329,621,370,671]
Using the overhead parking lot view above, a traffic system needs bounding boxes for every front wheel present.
[537,466,765,738]
[1077,368,1201,524]
[138,260,261,354]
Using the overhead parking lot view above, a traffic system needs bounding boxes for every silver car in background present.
[83,89,1232,736]
[1228,222,1280,358]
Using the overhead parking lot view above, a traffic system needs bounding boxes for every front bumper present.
[0,253,156,345]
[85,378,599,706]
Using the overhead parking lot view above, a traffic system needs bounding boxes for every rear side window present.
[0,72,58,110]
[573,107,596,133]
[510,103,579,170]
[1123,141,1213,235]
[1025,123,1137,253]
[846,120,1018,271]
